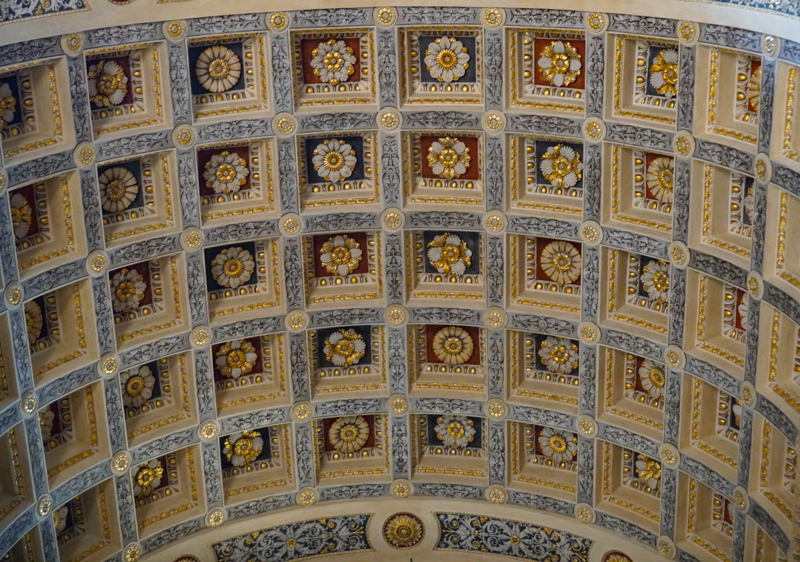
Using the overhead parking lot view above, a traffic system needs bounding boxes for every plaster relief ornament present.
[748,66,762,112]
[39,408,55,442]
[53,506,68,533]
[646,156,674,204]
[424,36,470,83]
[426,137,471,180]
[320,234,362,276]
[538,427,578,463]
[432,326,475,365]
[211,247,255,288]
[324,329,366,367]
[434,415,476,449]
[537,41,582,87]
[311,39,357,85]
[638,359,666,399]
[195,45,242,93]
[540,240,582,285]
[215,339,258,379]
[133,460,164,497]
[10,193,32,240]
[110,268,147,313]
[641,259,670,303]
[24,301,43,344]
[383,513,424,549]
[427,233,472,276]
[743,185,754,221]
[204,151,249,194]
[120,365,155,408]
[635,454,661,491]
[328,415,370,453]
[538,336,579,375]
[649,49,679,98]
[87,60,128,107]
[0,82,16,131]
[540,144,583,189]
[98,167,139,212]
[222,430,263,467]
[738,293,749,323]
[312,139,357,183]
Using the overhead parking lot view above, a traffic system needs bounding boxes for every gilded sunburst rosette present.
[381,208,404,230]
[383,513,424,549]
[98,352,119,378]
[484,398,508,420]
[602,551,633,562]
[328,415,370,453]
[540,240,582,285]
[285,310,308,333]
[740,381,756,409]
[20,390,37,417]
[73,142,96,169]
[747,271,763,299]
[196,45,242,93]
[377,108,401,131]
[311,39,357,85]
[190,326,212,349]
[424,36,470,83]
[85,250,109,277]
[4,282,22,309]
[291,401,312,421]
[585,12,608,34]
[279,213,302,237]
[582,118,605,143]
[432,326,474,365]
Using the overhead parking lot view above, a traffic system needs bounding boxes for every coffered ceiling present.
[0,3,800,562]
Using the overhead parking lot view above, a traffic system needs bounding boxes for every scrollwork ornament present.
[484,398,508,420]
[741,381,757,409]
[485,484,508,503]
[678,21,698,45]
[381,208,405,230]
[98,352,120,379]
[586,12,608,34]
[374,7,398,28]
[123,543,141,562]
[285,310,308,333]
[4,282,23,309]
[659,443,680,466]
[20,390,37,417]
[73,142,96,170]
[482,110,506,135]
[61,32,84,56]
[657,536,676,559]
[279,213,302,237]
[162,21,187,42]
[377,108,401,131]
[483,308,507,330]
[267,12,290,32]
[190,326,212,349]
[578,321,600,345]
[577,415,597,436]
[668,241,690,269]
[482,8,505,28]
[747,271,764,300]
[672,131,694,159]
[0,167,7,192]
[582,118,606,143]
[733,486,750,513]
[754,153,772,185]
[205,508,226,528]
[272,113,297,137]
[85,250,109,277]
[172,125,196,150]
[391,479,412,497]
[664,345,685,369]
[291,401,312,421]
[180,228,204,252]
[296,487,318,505]
[574,503,596,523]
[580,220,603,247]
[36,494,53,519]
[198,419,220,442]
[762,35,780,60]
[384,304,408,326]
[482,210,507,233]
[389,394,409,415]
[110,451,131,475]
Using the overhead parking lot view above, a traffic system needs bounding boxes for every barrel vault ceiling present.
[1,5,800,562]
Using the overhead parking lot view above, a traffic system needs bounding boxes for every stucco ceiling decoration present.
[0,3,799,562]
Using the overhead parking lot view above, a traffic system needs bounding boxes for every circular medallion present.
[485,484,508,503]
[272,113,297,137]
[391,479,412,497]
[267,12,290,32]
[374,7,398,28]
[205,508,226,528]
[389,394,409,415]
[383,513,424,549]
[602,551,633,562]
[163,21,187,41]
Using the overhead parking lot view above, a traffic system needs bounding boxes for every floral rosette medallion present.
[538,41,582,87]
[638,359,666,399]
[649,49,679,98]
[432,326,474,365]
[87,60,128,107]
[427,137,471,180]
[311,39,357,85]
[424,36,470,83]
[111,268,147,313]
[328,415,370,453]
[641,260,670,303]
[538,427,577,464]
[204,151,249,194]
[434,415,476,448]
[541,144,582,189]
[196,45,242,93]
[427,233,472,276]
[215,339,258,379]
[133,459,164,497]
[120,365,156,407]
[211,247,255,289]
[323,329,366,367]
[538,336,579,375]
[223,430,264,467]
[320,234,362,276]
[0,82,16,131]
[312,139,357,183]
[99,167,139,212]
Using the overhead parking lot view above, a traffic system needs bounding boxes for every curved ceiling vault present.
[0,1,800,561]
